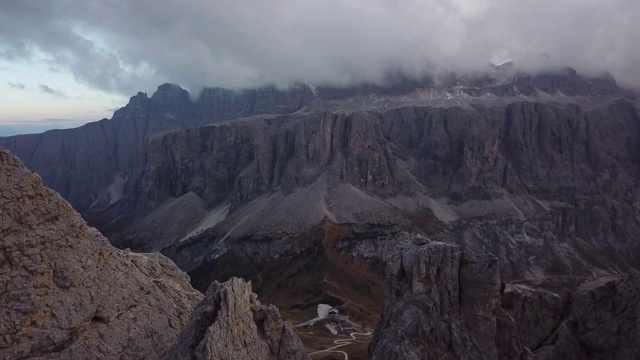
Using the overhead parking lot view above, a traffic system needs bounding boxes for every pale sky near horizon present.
[1,0,639,136]
[0,58,127,135]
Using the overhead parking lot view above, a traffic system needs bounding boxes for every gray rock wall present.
[0,147,203,359]
[368,238,524,359]
[0,148,309,359]
[0,84,314,213]
[369,236,640,359]
[111,99,640,279]
[165,277,309,360]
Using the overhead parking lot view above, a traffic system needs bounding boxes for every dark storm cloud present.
[39,84,67,98]
[8,82,25,89]
[1,0,638,95]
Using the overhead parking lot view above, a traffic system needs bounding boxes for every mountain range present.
[2,64,640,358]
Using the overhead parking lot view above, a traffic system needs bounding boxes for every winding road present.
[308,329,372,360]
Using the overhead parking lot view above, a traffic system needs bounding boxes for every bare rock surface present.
[165,277,309,360]
[0,84,314,213]
[369,237,527,359]
[0,148,203,359]
[369,235,640,359]
[106,95,640,282]
[527,274,640,359]
[3,70,637,269]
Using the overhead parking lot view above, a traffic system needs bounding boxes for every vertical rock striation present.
[369,235,640,359]
[165,277,309,360]
[369,236,527,359]
[0,84,315,213]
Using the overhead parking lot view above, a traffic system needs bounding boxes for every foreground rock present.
[0,148,204,359]
[369,236,640,359]
[0,148,310,359]
[165,277,309,360]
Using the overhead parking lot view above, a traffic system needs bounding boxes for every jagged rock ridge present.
[165,277,309,360]
[369,235,640,359]
[0,65,633,216]
[0,148,308,360]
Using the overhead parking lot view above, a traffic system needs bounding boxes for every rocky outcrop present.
[0,147,204,359]
[369,235,640,359]
[368,237,528,359]
[165,277,309,360]
[0,148,309,359]
[507,275,640,359]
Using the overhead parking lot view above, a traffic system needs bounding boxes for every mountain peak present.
[165,277,309,359]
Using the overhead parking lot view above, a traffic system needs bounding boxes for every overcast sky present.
[1,0,639,134]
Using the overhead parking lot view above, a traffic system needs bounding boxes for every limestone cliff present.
[368,237,527,359]
[2,69,640,359]
[0,84,314,213]
[369,236,640,359]
[0,148,308,360]
[112,97,640,281]
[0,147,203,359]
[165,277,309,360]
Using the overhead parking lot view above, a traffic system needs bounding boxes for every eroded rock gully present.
[369,236,640,360]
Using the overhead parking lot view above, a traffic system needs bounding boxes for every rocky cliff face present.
[369,236,640,359]
[0,65,632,217]
[0,148,308,359]
[0,147,203,359]
[368,236,527,359]
[107,96,640,282]
[528,274,640,359]
[165,277,309,360]
[1,67,639,358]
[0,84,314,213]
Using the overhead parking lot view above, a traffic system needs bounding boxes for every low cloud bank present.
[1,0,638,95]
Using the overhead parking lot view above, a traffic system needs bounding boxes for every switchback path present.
[308,330,372,360]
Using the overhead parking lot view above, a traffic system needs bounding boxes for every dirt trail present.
[308,330,372,360]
